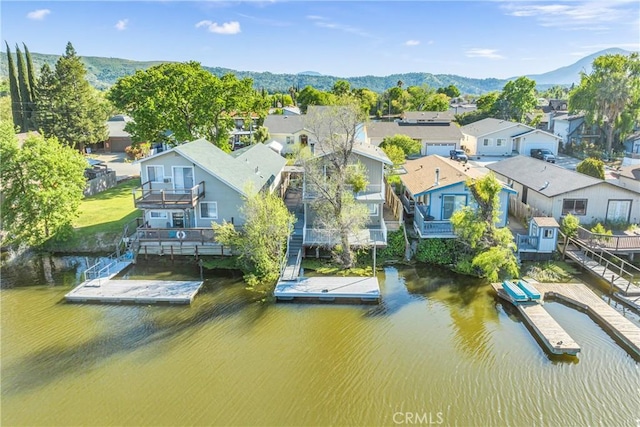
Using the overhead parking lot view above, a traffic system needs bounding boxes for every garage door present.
[425,144,455,157]
[523,142,557,156]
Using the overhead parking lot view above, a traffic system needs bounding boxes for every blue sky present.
[3,1,639,79]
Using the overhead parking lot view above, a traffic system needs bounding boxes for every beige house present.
[487,156,640,224]
[614,165,640,194]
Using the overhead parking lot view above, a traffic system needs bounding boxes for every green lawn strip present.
[46,179,141,252]
[521,260,579,283]
[301,258,373,277]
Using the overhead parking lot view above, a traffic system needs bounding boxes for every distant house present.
[487,155,640,224]
[623,131,640,155]
[364,115,464,157]
[461,118,561,157]
[135,138,286,229]
[104,115,133,153]
[399,155,515,238]
[263,114,311,154]
[303,142,392,248]
[551,113,602,147]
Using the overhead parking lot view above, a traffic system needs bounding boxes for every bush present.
[560,214,579,238]
[576,157,605,179]
[379,227,405,258]
[415,239,460,265]
[125,142,150,160]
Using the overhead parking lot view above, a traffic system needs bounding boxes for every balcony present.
[133,181,205,209]
[303,222,387,247]
[303,183,384,202]
[414,204,455,238]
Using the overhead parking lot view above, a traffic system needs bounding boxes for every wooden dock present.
[492,283,580,355]
[65,279,204,304]
[274,276,380,303]
[534,282,640,357]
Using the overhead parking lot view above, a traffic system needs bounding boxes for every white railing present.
[304,227,387,246]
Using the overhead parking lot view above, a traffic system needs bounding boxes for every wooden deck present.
[492,283,580,355]
[274,276,380,303]
[534,282,640,357]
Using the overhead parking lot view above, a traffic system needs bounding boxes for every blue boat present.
[517,280,541,300]
[502,280,528,302]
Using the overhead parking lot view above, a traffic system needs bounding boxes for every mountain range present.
[0,48,634,94]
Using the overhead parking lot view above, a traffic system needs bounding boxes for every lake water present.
[2,255,640,426]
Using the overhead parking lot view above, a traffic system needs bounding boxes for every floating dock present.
[65,279,204,304]
[492,282,580,356]
[534,282,640,357]
[274,276,380,303]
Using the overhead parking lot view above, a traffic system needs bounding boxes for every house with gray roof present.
[487,155,639,224]
[263,114,311,154]
[461,118,560,157]
[134,138,286,230]
[104,115,133,153]
[614,164,640,194]
[364,120,464,157]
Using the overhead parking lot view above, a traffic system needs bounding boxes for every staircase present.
[280,187,305,281]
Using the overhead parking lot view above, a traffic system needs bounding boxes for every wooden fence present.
[508,197,547,222]
[384,178,404,224]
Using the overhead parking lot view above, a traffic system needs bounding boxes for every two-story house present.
[399,155,516,238]
[302,142,392,248]
[133,138,286,253]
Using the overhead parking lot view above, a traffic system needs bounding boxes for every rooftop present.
[461,118,526,137]
[400,154,485,196]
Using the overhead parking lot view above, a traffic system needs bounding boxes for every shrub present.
[415,239,459,265]
[560,214,579,238]
[125,142,150,160]
[576,157,605,179]
[379,227,405,258]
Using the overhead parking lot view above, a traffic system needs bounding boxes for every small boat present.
[502,280,528,302]
[517,280,541,300]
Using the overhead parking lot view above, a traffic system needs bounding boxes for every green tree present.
[495,77,538,122]
[476,91,499,113]
[331,80,351,96]
[437,84,460,98]
[301,102,370,268]
[560,214,579,239]
[37,42,109,151]
[0,122,87,247]
[253,126,270,143]
[569,53,640,154]
[23,43,38,102]
[352,88,378,116]
[296,85,336,113]
[380,134,422,157]
[109,62,258,150]
[450,173,518,282]
[213,188,295,287]
[15,44,33,131]
[576,157,605,179]
[5,42,22,130]
[381,144,405,168]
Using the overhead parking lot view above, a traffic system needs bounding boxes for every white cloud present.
[502,1,638,30]
[308,16,373,38]
[195,20,241,35]
[27,9,51,21]
[465,48,504,59]
[405,40,420,46]
[306,15,324,21]
[115,19,129,31]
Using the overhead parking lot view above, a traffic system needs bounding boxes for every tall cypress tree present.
[16,44,33,131]
[5,42,23,130]
[23,43,38,102]
[34,63,56,134]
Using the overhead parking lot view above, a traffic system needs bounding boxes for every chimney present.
[435,168,440,186]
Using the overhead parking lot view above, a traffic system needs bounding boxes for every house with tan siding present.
[487,156,640,225]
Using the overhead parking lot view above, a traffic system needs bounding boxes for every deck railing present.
[303,183,383,200]
[576,226,640,251]
[133,180,205,208]
[136,226,216,243]
[516,234,539,251]
[414,205,455,238]
[303,224,387,246]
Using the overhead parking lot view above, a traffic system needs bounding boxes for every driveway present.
[90,152,140,181]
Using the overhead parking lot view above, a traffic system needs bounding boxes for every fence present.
[384,178,404,223]
[508,197,547,222]
[84,170,117,197]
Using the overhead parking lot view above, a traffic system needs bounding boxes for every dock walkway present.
[492,283,580,355]
[534,282,640,357]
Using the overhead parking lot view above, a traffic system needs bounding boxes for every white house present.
[461,118,560,157]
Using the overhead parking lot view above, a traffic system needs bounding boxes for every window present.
[368,204,379,216]
[543,229,554,239]
[483,138,492,147]
[442,194,467,220]
[149,211,167,219]
[147,165,164,183]
[496,138,506,147]
[562,199,587,215]
[200,202,218,219]
[286,136,294,145]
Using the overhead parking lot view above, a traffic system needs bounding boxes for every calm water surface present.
[2,255,639,426]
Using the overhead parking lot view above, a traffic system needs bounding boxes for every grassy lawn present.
[46,179,141,252]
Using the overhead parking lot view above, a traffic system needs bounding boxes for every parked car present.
[530,148,556,163]
[449,149,468,162]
